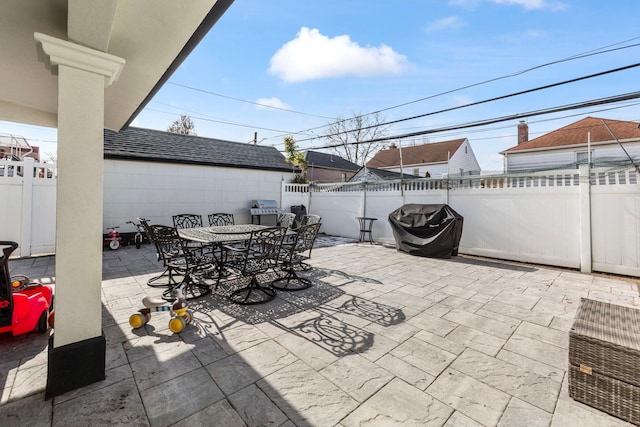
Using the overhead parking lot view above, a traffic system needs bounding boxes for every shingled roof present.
[104,127,292,172]
[503,117,640,153]
[304,150,360,171]
[366,138,466,168]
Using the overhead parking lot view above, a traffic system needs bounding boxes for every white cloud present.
[449,0,480,9]
[451,0,567,10]
[269,27,409,83]
[491,0,567,11]
[255,97,291,110]
[453,95,473,106]
[427,16,465,32]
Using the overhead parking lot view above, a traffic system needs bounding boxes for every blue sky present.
[3,0,640,170]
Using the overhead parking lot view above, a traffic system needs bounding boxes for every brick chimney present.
[517,120,528,145]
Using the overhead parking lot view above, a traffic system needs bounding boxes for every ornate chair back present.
[208,213,234,227]
[277,212,296,229]
[172,214,203,229]
[301,214,321,227]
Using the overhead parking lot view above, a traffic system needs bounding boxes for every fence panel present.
[591,169,640,276]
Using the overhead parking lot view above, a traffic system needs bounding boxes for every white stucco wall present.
[103,159,290,232]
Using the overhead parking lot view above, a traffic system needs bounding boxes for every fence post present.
[19,158,35,257]
[579,163,592,273]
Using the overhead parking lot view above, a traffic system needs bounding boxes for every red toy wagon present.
[0,241,53,336]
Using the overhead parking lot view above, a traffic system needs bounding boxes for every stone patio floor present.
[1,236,639,426]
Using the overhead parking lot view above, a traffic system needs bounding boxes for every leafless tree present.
[167,114,197,135]
[322,112,390,166]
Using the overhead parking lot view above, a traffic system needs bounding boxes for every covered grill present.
[388,204,463,259]
[250,200,286,224]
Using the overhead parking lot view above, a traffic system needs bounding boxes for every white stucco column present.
[34,33,124,398]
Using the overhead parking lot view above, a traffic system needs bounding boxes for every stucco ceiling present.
[0,0,232,131]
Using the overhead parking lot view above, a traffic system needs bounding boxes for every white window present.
[576,151,593,165]
[413,168,420,176]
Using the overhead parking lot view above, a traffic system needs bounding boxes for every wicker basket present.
[568,298,640,425]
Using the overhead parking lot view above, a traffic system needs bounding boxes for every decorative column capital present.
[34,32,125,87]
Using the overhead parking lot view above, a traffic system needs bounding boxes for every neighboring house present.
[349,166,419,182]
[501,117,640,172]
[366,138,480,178]
[304,150,360,182]
[0,133,40,161]
[104,127,291,172]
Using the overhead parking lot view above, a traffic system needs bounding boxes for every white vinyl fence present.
[282,164,640,277]
[4,157,640,278]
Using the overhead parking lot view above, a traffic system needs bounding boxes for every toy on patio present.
[129,283,192,334]
[126,219,146,249]
[105,226,122,250]
[0,241,54,336]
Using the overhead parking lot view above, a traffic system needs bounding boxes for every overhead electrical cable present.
[293,62,640,143]
[163,38,640,142]
[309,91,640,149]
[167,82,334,120]
[268,38,640,141]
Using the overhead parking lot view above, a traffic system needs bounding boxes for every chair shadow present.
[187,269,405,358]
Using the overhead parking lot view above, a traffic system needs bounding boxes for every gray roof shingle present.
[304,150,360,171]
[104,127,292,172]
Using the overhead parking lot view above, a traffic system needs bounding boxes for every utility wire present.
[294,62,640,143]
[163,38,640,141]
[167,82,335,120]
[267,39,640,141]
[310,91,640,150]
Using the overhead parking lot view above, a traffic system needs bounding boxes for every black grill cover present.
[388,204,463,259]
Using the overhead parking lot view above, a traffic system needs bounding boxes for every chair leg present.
[229,275,276,305]
[271,265,312,291]
[147,266,181,287]
[162,273,210,301]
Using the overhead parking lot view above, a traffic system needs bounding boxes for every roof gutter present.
[499,137,640,155]
[120,0,234,131]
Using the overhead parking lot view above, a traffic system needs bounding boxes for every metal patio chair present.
[150,225,212,301]
[276,212,296,229]
[222,226,286,305]
[300,214,321,227]
[272,222,321,291]
[208,213,234,227]
[141,218,184,288]
[172,214,203,229]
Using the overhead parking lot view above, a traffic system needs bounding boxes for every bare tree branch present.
[321,112,390,166]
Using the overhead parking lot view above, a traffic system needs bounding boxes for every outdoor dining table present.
[178,224,291,289]
[178,223,270,244]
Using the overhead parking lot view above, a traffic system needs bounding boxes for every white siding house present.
[366,138,481,178]
[502,117,640,172]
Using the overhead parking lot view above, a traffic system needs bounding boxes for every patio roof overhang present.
[0,0,235,399]
[0,0,233,131]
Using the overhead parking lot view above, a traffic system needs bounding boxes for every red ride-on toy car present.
[0,241,53,336]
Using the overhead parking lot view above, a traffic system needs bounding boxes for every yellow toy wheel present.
[129,312,146,329]
[168,317,185,334]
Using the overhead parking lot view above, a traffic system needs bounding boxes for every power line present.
[166,82,335,120]
[310,91,640,150]
[369,39,640,115]
[161,38,640,143]
[294,62,640,144]
[268,38,640,141]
